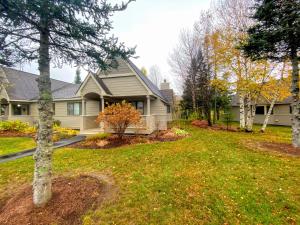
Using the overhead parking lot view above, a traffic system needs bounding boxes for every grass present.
[0,123,299,224]
[0,137,36,155]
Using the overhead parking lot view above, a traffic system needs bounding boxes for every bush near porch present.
[96,101,141,138]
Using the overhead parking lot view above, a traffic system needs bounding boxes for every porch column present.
[100,96,105,131]
[146,95,151,132]
[82,98,86,116]
[101,96,104,112]
[80,98,86,131]
[8,102,12,118]
[147,95,151,115]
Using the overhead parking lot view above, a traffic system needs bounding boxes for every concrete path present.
[0,135,86,163]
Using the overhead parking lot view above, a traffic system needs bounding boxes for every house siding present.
[274,104,290,114]
[53,101,81,128]
[81,76,102,96]
[102,76,148,96]
[151,98,167,115]
[86,100,99,115]
[14,101,82,129]
[231,104,292,126]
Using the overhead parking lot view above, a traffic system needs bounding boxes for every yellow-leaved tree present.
[260,62,291,132]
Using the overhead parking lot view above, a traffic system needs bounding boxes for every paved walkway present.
[0,135,86,163]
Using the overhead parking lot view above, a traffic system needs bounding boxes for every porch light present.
[17,104,21,107]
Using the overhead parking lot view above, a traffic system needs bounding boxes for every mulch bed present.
[244,140,300,157]
[72,130,186,149]
[0,131,33,138]
[191,120,238,132]
[0,175,107,225]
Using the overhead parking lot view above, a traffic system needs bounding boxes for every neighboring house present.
[231,94,292,126]
[0,59,174,134]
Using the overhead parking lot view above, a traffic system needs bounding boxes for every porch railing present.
[0,116,8,121]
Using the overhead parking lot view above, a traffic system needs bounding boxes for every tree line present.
[169,0,298,145]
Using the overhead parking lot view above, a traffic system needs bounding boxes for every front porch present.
[79,93,161,135]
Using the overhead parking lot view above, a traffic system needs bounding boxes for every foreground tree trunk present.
[261,97,277,132]
[239,94,245,129]
[33,27,54,207]
[290,49,300,148]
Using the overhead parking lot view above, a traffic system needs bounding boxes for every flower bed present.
[191,120,238,132]
[0,120,78,141]
[72,127,189,149]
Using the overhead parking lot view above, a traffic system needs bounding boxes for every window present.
[167,105,171,113]
[52,103,55,115]
[130,101,144,115]
[255,106,265,115]
[67,102,82,116]
[12,104,30,115]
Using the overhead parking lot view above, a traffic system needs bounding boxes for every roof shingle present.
[2,67,79,100]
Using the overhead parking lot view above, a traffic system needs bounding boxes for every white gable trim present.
[98,73,134,78]
[76,73,109,97]
[0,85,10,101]
[0,68,10,101]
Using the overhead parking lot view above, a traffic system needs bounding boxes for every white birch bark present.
[245,94,252,132]
[261,97,276,132]
[239,94,245,129]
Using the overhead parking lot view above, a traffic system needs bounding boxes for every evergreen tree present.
[241,0,300,147]
[74,67,82,84]
[0,0,134,206]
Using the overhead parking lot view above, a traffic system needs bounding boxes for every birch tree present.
[241,0,300,147]
[0,0,134,207]
[211,0,275,132]
[260,63,291,132]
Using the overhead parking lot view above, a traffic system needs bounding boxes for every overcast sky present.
[16,0,210,93]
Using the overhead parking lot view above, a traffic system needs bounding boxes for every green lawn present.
[0,124,299,224]
[0,137,36,155]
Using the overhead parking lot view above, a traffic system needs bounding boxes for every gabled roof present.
[75,72,112,96]
[160,89,174,105]
[126,59,169,103]
[91,73,112,95]
[1,67,79,100]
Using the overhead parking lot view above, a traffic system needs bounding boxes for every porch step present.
[80,128,104,136]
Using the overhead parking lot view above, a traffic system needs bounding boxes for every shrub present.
[52,125,78,141]
[96,101,141,138]
[0,120,30,132]
[171,127,189,136]
[86,133,111,142]
[53,120,61,127]
[24,126,37,134]
[53,125,78,136]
